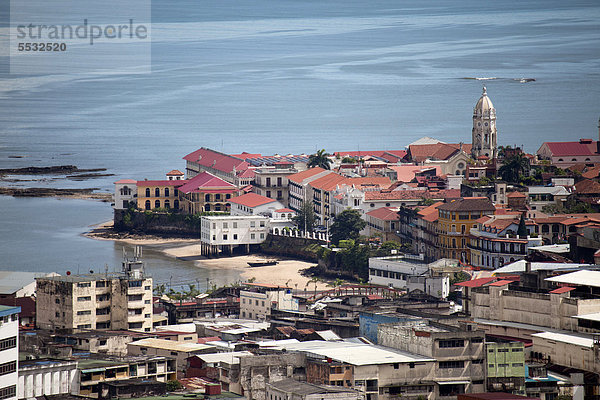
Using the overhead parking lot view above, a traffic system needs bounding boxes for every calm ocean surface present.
[0,0,599,286]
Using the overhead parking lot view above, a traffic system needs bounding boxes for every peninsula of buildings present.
[3,88,600,400]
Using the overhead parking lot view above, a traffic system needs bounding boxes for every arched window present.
[155,188,160,197]
[165,188,170,197]
[288,213,292,218]
[155,200,160,209]
[461,225,466,234]
[552,224,560,233]
[274,228,279,235]
[558,158,563,162]
[572,158,577,162]
[174,200,179,209]
[215,204,222,211]
[205,194,211,202]
[145,188,150,197]
[542,224,549,233]
[226,194,231,199]
[455,170,460,175]
[164,200,170,209]
[215,194,221,200]
[145,200,151,210]
[586,158,591,162]
[205,204,211,211]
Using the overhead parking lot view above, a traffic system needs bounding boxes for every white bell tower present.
[471,86,498,159]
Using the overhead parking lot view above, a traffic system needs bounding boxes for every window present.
[96,281,107,288]
[144,300,151,304]
[164,200,170,209]
[77,282,91,288]
[155,200,160,208]
[511,348,523,352]
[472,359,484,364]
[223,234,228,240]
[55,298,60,304]
[233,234,238,240]
[0,385,16,400]
[471,337,483,343]
[128,294,143,301]
[223,222,228,229]
[260,233,265,239]
[266,190,271,198]
[233,222,238,228]
[260,221,265,227]
[439,339,464,348]
[144,285,151,290]
[78,296,91,302]
[155,188,160,197]
[145,314,151,318]
[512,363,523,367]
[251,233,256,239]
[96,307,110,315]
[77,324,92,329]
[0,337,16,351]
[250,221,256,227]
[145,188,151,197]
[129,280,142,287]
[55,311,60,318]
[439,361,464,369]
[145,200,151,210]
[129,322,143,329]
[165,188,170,197]
[77,310,91,316]
[99,339,107,346]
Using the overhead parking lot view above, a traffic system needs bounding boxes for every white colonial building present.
[0,305,19,400]
[114,179,137,210]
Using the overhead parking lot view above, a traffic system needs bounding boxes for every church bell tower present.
[471,86,497,159]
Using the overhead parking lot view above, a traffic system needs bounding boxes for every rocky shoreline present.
[0,187,112,201]
[0,165,109,175]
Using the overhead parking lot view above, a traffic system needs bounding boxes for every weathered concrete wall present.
[239,353,306,400]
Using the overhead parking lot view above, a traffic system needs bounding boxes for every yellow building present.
[137,179,186,211]
[437,197,495,263]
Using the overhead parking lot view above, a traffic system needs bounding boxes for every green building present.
[486,342,526,393]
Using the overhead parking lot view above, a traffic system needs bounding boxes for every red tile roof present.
[309,173,348,191]
[183,147,250,176]
[455,277,495,288]
[408,143,472,162]
[166,170,184,176]
[507,191,527,198]
[275,208,295,213]
[177,172,236,194]
[438,197,495,212]
[542,140,599,156]
[115,179,137,184]
[366,207,400,221]
[489,280,513,287]
[549,286,576,294]
[137,180,189,187]
[575,179,600,195]
[288,167,328,184]
[388,165,442,182]
[365,189,460,201]
[229,192,276,208]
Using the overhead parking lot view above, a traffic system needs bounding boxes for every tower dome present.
[471,86,498,159]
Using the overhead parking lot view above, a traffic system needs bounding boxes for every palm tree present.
[307,149,332,170]
[498,153,529,183]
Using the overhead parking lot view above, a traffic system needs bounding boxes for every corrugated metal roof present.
[531,331,594,348]
[545,270,600,288]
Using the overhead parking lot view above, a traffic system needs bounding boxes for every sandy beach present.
[85,221,330,290]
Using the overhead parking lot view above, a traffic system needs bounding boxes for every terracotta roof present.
[309,173,348,191]
[231,152,262,159]
[365,189,460,201]
[166,170,184,176]
[137,179,189,187]
[417,201,444,217]
[549,286,576,294]
[183,147,250,176]
[229,192,276,208]
[541,140,599,156]
[177,172,236,194]
[575,179,600,195]
[366,207,400,221]
[115,179,137,184]
[347,176,392,189]
[288,167,328,184]
[455,277,495,288]
[408,143,472,162]
[489,280,513,287]
[388,165,442,182]
[275,208,295,213]
[438,197,495,212]
[582,165,600,179]
[507,191,527,198]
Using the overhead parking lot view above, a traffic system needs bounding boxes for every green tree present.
[330,209,366,245]
[293,201,316,232]
[154,284,167,297]
[307,149,333,170]
[498,153,529,183]
[517,213,528,238]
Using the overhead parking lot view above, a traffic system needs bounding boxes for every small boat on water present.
[247,260,279,267]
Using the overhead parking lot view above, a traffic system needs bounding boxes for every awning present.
[435,380,470,385]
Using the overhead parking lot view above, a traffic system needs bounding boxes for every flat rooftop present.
[129,338,214,353]
[278,340,434,365]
